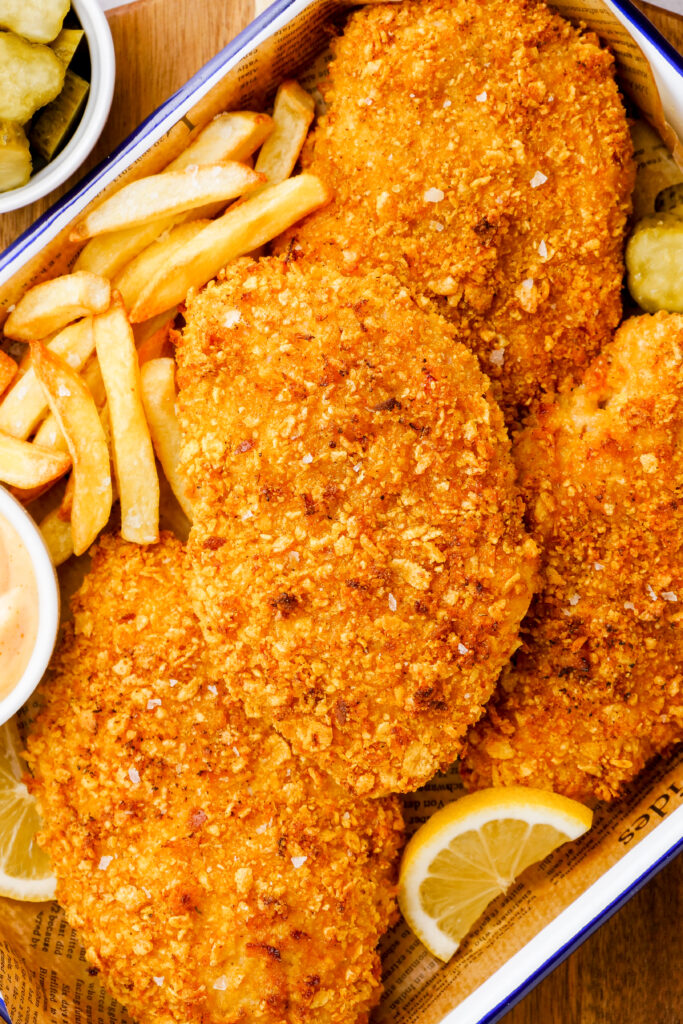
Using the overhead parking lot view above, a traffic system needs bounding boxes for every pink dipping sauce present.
[0,513,39,699]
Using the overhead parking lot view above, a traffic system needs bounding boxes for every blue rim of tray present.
[0,0,681,1021]
[611,0,683,77]
[481,832,683,1023]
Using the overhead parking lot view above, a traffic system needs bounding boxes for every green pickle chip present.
[30,68,89,163]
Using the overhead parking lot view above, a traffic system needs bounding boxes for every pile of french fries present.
[0,81,330,565]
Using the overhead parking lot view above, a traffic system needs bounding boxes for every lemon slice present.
[398,786,592,961]
[0,718,55,901]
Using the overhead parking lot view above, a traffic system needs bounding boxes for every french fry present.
[80,355,107,409]
[31,342,112,556]
[130,174,332,322]
[73,219,177,279]
[170,111,273,170]
[133,308,177,347]
[32,412,65,452]
[73,111,275,278]
[0,369,49,440]
[137,322,173,366]
[3,273,109,341]
[0,432,70,489]
[113,220,210,312]
[39,504,74,567]
[18,348,32,372]
[0,318,95,440]
[140,358,193,520]
[94,298,159,544]
[56,399,111,525]
[33,355,105,452]
[40,470,120,567]
[0,351,17,398]
[70,163,265,242]
[254,81,315,185]
[58,470,75,521]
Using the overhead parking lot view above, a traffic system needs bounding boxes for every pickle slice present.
[0,120,31,192]
[30,68,89,163]
[50,27,85,67]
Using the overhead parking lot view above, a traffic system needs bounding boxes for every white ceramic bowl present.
[0,487,59,726]
[0,0,115,215]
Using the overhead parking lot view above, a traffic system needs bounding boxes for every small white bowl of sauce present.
[0,486,59,725]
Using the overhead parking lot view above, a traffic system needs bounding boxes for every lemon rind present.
[398,787,593,962]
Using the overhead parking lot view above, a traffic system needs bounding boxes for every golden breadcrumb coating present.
[26,534,403,1024]
[461,314,683,803]
[176,255,537,797]
[275,0,634,420]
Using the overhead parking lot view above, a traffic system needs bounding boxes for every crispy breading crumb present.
[461,314,683,803]
[275,0,634,420]
[27,534,403,1024]
[176,255,537,797]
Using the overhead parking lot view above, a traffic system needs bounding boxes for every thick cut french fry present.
[79,355,107,409]
[113,220,210,312]
[130,174,332,322]
[0,368,49,440]
[133,308,177,346]
[70,163,265,242]
[33,354,105,452]
[41,470,120,567]
[0,318,95,439]
[58,470,74,521]
[31,342,112,556]
[0,432,70,488]
[73,112,275,277]
[137,322,173,366]
[140,358,193,520]
[170,111,273,170]
[73,218,178,278]
[0,350,17,397]
[94,299,159,544]
[32,410,65,452]
[39,504,73,566]
[3,273,109,341]
[255,81,315,185]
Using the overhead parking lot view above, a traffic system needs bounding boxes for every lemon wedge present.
[398,786,592,961]
[0,718,55,901]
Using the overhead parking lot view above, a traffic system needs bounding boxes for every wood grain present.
[0,1,681,1021]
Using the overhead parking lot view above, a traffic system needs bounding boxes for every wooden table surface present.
[1,1,682,1021]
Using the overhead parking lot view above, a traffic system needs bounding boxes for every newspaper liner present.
[0,1,682,1021]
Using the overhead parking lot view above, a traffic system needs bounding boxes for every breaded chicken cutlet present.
[275,0,634,421]
[26,534,403,1024]
[461,314,683,804]
[176,255,537,798]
